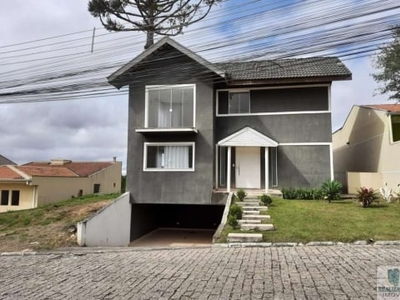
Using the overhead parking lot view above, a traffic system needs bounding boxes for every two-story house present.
[108,38,351,239]
[333,104,400,193]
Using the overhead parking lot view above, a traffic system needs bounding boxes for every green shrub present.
[229,204,243,219]
[321,180,342,202]
[282,188,297,199]
[259,194,272,206]
[228,215,238,228]
[236,189,247,201]
[356,187,379,207]
[282,188,323,200]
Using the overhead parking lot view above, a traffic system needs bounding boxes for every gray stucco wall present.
[126,47,215,204]
[277,145,331,188]
[216,113,332,143]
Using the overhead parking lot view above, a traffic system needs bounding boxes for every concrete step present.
[237,201,260,207]
[242,198,260,202]
[242,215,271,220]
[238,219,262,225]
[243,210,260,215]
[240,224,275,231]
[242,206,268,211]
[227,233,263,243]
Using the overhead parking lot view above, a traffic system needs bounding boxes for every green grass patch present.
[264,198,400,243]
[0,193,119,233]
[217,197,400,243]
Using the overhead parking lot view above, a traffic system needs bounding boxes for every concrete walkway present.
[1,245,399,299]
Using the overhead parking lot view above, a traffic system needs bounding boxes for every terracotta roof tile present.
[17,166,78,177]
[363,104,400,113]
[0,166,24,180]
[23,161,115,177]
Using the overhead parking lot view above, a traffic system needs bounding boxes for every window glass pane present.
[93,184,100,194]
[146,86,194,128]
[148,90,159,127]
[11,190,19,206]
[1,190,9,206]
[269,147,278,187]
[229,92,250,114]
[146,145,193,170]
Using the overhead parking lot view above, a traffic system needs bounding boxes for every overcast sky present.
[0,0,397,171]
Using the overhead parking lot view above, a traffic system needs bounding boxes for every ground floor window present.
[93,184,100,194]
[11,190,20,206]
[1,190,9,206]
[144,142,194,171]
[269,147,278,187]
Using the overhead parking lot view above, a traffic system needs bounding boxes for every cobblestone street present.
[1,245,399,299]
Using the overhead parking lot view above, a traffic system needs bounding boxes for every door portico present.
[217,127,278,193]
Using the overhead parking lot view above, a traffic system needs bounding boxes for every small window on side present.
[93,184,100,194]
[392,115,400,142]
[11,190,19,206]
[1,190,9,206]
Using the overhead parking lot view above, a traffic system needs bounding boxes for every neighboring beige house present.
[333,104,400,193]
[0,159,122,213]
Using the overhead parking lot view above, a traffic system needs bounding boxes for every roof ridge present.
[8,165,31,180]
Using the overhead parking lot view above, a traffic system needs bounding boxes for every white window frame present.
[227,90,251,114]
[144,84,196,128]
[389,114,400,144]
[143,142,195,172]
[216,84,331,116]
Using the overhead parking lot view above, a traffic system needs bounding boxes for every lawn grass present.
[0,193,119,233]
[265,198,400,243]
[217,197,400,243]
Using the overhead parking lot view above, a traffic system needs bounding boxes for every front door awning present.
[218,126,278,147]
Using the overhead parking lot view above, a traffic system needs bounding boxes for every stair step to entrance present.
[243,210,260,215]
[240,224,275,231]
[227,233,263,243]
[237,201,260,207]
[242,215,271,220]
[242,206,268,211]
[243,198,260,202]
[238,219,262,225]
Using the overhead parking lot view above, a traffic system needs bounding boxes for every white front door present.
[236,147,260,189]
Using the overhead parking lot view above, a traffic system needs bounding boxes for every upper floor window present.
[391,115,400,143]
[218,90,250,115]
[146,84,195,128]
[229,92,250,114]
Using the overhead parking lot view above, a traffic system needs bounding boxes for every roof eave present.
[226,74,352,86]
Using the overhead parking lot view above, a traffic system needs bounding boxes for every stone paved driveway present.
[0,245,399,299]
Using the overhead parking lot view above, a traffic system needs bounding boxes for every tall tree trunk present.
[145,30,154,49]
[144,0,155,49]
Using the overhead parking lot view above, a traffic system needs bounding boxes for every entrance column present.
[227,146,231,192]
[265,147,269,193]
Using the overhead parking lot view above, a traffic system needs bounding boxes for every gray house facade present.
[109,38,351,208]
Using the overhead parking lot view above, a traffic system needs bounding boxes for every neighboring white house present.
[333,104,400,193]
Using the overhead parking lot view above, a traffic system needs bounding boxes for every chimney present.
[113,157,117,163]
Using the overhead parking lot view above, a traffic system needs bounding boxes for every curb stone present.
[306,241,335,246]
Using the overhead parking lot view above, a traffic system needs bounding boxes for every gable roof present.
[218,126,278,147]
[363,104,400,113]
[108,38,351,88]
[108,37,226,88]
[0,155,16,166]
[22,160,116,177]
[0,166,25,180]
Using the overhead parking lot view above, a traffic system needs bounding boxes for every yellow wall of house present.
[0,183,36,213]
[32,162,122,206]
